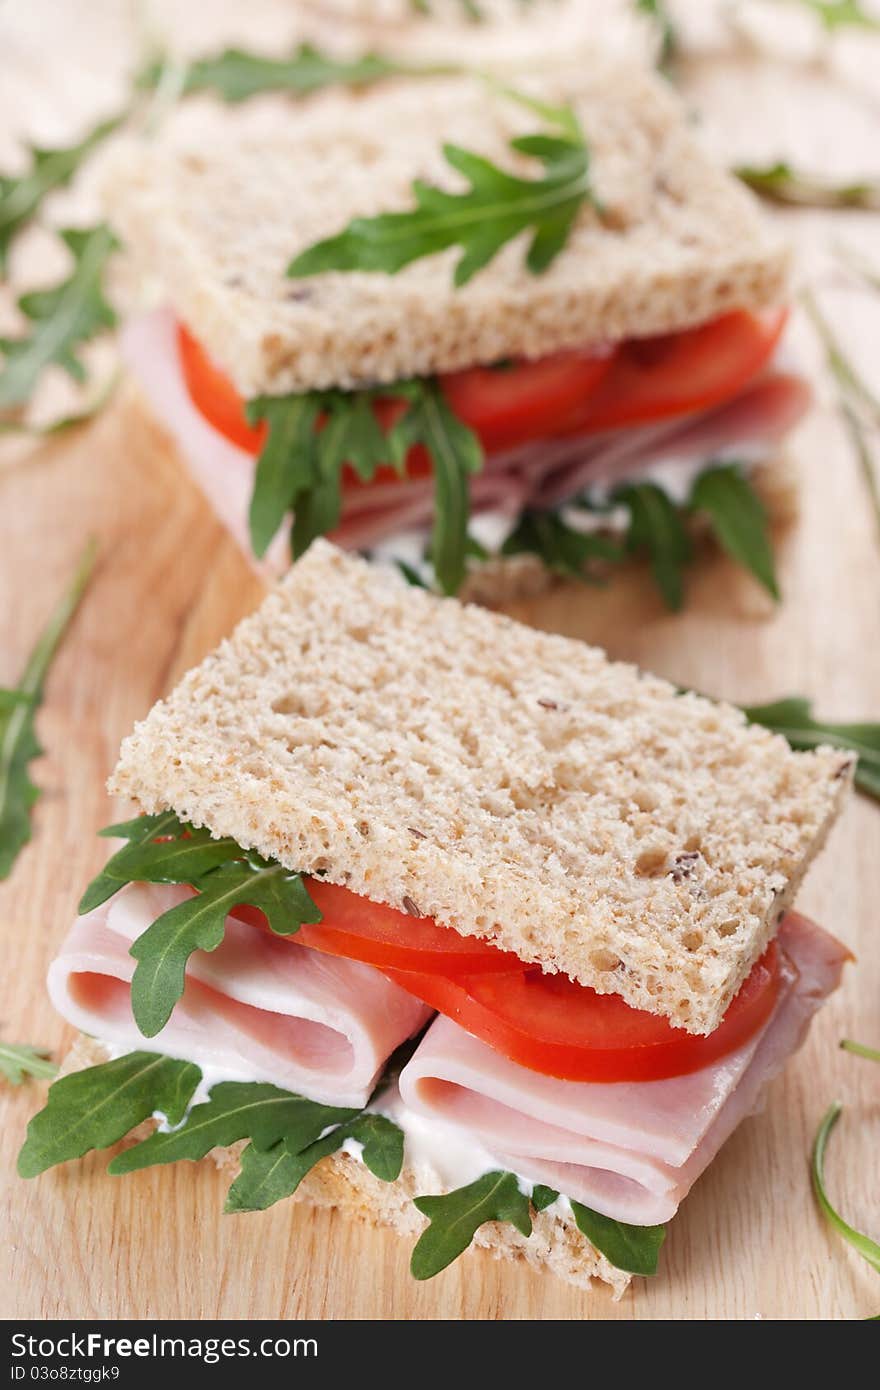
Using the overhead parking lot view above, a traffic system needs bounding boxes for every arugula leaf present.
[247,395,323,558]
[736,162,880,211]
[636,0,679,69]
[410,1171,532,1279]
[690,463,779,599]
[388,381,483,594]
[224,1138,311,1213]
[225,1111,404,1213]
[247,379,482,595]
[0,225,118,411]
[80,814,320,1034]
[288,92,597,286]
[614,481,692,610]
[351,1113,406,1181]
[571,1201,666,1276]
[741,697,880,800]
[408,0,486,15]
[138,44,454,104]
[502,510,623,580]
[811,1101,880,1274]
[0,539,96,880]
[802,289,880,547]
[17,1052,200,1178]
[0,1041,57,1086]
[840,1039,880,1063]
[784,0,880,31]
[0,370,120,439]
[110,1082,358,1173]
[0,117,122,273]
[531,1184,559,1212]
[79,811,187,913]
[292,392,395,559]
[130,857,321,1037]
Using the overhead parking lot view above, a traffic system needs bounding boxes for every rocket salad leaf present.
[289,90,599,287]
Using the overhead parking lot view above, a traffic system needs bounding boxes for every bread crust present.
[105,60,788,395]
[109,541,851,1035]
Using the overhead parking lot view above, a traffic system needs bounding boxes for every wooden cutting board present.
[1,1,879,1322]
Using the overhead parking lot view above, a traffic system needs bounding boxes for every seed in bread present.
[109,541,851,1036]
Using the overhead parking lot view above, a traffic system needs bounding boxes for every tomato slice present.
[555,309,787,435]
[233,879,526,974]
[177,309,786,489]
[382,942,782,1083]
[178,323,268,454]
[440,349,614,453]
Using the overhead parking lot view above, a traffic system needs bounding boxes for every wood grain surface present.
[1,0,879,1322]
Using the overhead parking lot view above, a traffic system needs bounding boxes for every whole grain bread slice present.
[109,541,851,1035]
[62,1035,629,1295]
[105,58,788,396]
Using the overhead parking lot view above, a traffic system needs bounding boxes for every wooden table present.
[2,0,879,1321]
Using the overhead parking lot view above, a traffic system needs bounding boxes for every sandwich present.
[106,60,808,605]
[19,542,853,1295]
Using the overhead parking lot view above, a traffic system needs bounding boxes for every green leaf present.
[388,381,483,594]
[790,0,880,31]
[224,1110,404,1213]
[502,510,623,581]
[811,1101,880,1274]
[689,463,779,599]
[802,289,880,550]
[351,1112,405,1181]
[288,91,597,286]
[17,1051,200,1178]
[247,395,323,558]
[840,1038,880,1063]
[0,538,96,879]
[0,1041,57,1086]
[110,1081,357,1173]
[246,378,483,593]
[0,117,122,273]
[741,697,880,800]
[531,1184,559,1212]
[223,1138,309,1212]
[0,370,120,439]
[614,480,692,610]
[291,391,395,558]
[636,0,679,69]
[138,43,454,104]
[0,224,118,411]
[129,859,320,1037]
[735,161,880,211]
[79,811,189,913]
[411,1171,532,1279]
[570,1201,666,1276]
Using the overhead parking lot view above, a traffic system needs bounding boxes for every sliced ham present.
[48,882,431,1108]
[398,914,848,1225]
[122,308,810,578]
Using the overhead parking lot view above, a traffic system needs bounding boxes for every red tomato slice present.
[177,323,268,454]
[556,309,787,436]
[382,942,782,1083]
[232,879,526,974]
[440,349,614,453]
[177,309,786,487]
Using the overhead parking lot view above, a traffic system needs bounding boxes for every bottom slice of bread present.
[62,1035,631,1298]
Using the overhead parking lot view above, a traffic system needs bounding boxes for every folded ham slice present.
[48,882,431,1108]
[398,914,848,1225]
[122,308,809,578]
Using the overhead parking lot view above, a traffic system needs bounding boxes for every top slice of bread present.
[109,542,851,1035]
[105,59,788,396]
